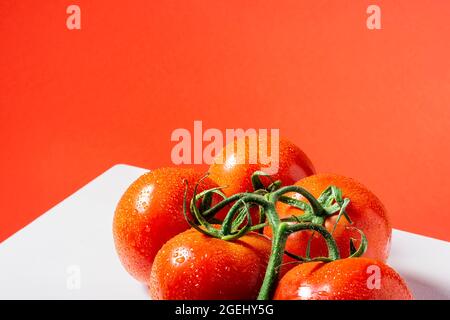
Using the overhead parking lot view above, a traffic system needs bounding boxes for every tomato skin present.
[113,167,223,284]
[274,258,413,300]
[266,174,391,267]
[208,135,315,196]
[149,228,272,300]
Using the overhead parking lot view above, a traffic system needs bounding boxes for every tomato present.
[113,167,223,284]
[265,174,391,267]
[208,134,315,196]
[149,228,272,300]
[273,258,413,300]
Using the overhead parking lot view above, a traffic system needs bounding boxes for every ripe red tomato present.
[149,228,272,300]
[266,174,391,267]
[273,258,413,300]
[208,134,315,196]
[113,167,223,284]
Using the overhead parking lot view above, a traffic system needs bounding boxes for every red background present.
[1,1,449,242]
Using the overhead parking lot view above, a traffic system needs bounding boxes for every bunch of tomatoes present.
[113,135,413,300]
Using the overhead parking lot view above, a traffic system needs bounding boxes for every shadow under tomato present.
[403,275,450,300]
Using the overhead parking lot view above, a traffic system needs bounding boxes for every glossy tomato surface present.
[149,228,271,300]
[266,174,391,266]
[208,134,315,196]
[274,258,413,300]
[113,167,222,283]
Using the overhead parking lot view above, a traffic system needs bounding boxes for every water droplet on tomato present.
[171,247,190,265]
[175,256,185,264]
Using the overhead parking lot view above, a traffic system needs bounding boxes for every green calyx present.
[182,172,368,300]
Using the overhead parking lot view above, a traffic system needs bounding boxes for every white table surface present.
[0,164,449,300]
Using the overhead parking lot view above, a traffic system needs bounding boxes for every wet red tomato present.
[149,228,272,300]
[265,173,391,270]
[113,167,223,284]
[208,134,315,196]
[274,258,413,300]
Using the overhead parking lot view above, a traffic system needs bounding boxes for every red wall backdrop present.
[1,1,449,242]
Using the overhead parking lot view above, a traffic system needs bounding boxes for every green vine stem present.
[257,221,341,300]
[269,185,327,217]
[201,193,250,219]
[183,174,369,300]
[255,189,341,300]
